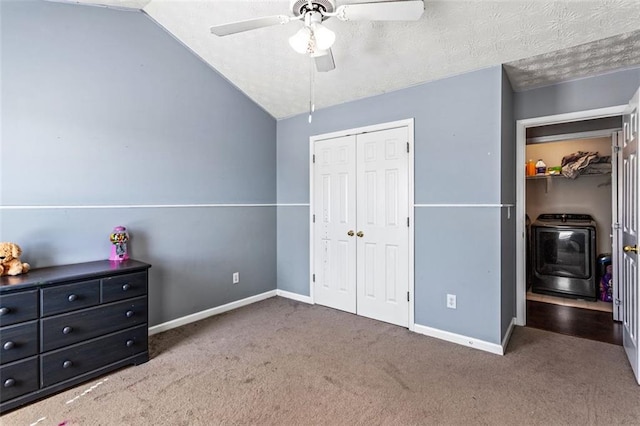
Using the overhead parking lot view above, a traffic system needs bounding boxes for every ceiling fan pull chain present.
[309,57,315,124]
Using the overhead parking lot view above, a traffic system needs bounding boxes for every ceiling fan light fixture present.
[311,22,335,51]
[289,26,312,54]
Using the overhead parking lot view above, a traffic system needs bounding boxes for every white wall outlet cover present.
[446,294,457,309]
[233,272,239,284]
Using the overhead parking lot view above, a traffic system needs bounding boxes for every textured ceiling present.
[55,0,640,118]
[504,30,640,91]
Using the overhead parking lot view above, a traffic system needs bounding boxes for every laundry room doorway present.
[524,130,623,346]
[515,87,640,384]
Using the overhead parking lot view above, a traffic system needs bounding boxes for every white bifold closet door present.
[314,135,358,314]
[313,126,409,327]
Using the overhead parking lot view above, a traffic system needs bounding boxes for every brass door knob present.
[357,231,364,238]
[623,245,639,254]
[347,230,355,237]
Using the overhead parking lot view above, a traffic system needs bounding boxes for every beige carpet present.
[2,297,639,425]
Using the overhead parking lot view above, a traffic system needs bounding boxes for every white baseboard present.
[276,289,313,304]
[501,317,517,354]
[413,323,505,355]
[148,290,277,336]
[147,290,515,356]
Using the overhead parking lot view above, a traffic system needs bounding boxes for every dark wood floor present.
[526,300,623,346]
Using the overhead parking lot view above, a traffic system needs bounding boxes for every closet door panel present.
[356,127,409,327]
[314,136,357,313]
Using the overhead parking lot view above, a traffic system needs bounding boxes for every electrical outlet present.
[446,294,456,309]
[233,272,239,284]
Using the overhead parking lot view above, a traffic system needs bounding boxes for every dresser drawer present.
[0,290,38,327]
[0,320,38,365]
[41,280,100,316]
[41,325,147,387]
[101,271,147,303]
[41,296,147,352]
[0,356,39,403]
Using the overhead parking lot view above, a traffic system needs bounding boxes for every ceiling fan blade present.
[210,15,292,36]
[313,49,336,72]
[336,0,424,21]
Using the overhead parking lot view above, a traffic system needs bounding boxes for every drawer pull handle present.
[4,378,15,388]
[62,360,73,369]
[0,307,9,316]
[68,294,78,302]
[125,310,134,318]
[126,339,134,347]
[62,326,73,334]
[122,283,131,291]
[3,341,15,350]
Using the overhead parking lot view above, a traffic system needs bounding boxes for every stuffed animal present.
[0,242,31,276]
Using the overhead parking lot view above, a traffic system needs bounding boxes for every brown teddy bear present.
[0,242,31,276]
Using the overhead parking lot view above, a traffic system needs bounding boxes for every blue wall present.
[500,67,516,339]
[277,66,507,344]
[514,67,640,120]
[0,0,277,326]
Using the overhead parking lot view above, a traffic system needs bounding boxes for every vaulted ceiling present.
[54,0,640,118]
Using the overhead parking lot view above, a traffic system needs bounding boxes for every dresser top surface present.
[0,259,151,292]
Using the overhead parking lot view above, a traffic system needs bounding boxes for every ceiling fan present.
[210,0,425,72]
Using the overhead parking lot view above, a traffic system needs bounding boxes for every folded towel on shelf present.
[582,162,612,175]
[561,151,603,179]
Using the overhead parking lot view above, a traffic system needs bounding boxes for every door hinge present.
[615,298,622,306]
[312,154,315,163]
[406,142,410,153]
[613,222,621,230]
[313,214,315,223]
[407,291,410,302]
[312,274,315,282]
[613,145,621,153]
[407,217,410,227]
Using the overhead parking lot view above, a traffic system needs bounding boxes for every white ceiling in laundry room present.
[52,0,640,118]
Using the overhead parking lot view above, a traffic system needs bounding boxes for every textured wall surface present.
[0,0,277,326]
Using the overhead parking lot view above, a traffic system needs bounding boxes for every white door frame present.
[309,118,416,330]
[612,131,624,322]
[516,106,627,326]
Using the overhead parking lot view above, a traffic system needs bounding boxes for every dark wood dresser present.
[0,259,151,413]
